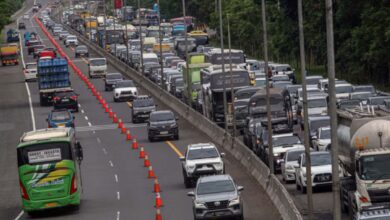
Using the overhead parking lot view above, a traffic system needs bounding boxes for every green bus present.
[17,128,83,215]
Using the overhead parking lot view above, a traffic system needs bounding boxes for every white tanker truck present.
[338,107,390,219]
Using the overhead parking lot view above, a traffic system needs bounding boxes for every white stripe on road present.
[84,116,89,121]
[97,137,101,143]
[109,160,114,167]
[14,210,24,220]
[88,122,92,127]
[114,174,118,183]
[102,148,107,155]
[117,191,120,200]
[81,109,85,114]
[116,211,120,220]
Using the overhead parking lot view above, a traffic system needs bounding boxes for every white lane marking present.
[84,116,89,121]
[19,33,36,131]
[88,122,92,127]
[78,104,81,108]
[92,130,96,134]
[14,210,24,220]
[97,137,101,143]
[116,211,120,220]
[117,191,120,200]
[109,160,114,167]
[81,109,85,114]
[102,148,107,155]
[114,174,118,183]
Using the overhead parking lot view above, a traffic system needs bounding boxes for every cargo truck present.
[37,58,71,106]
[0,45,19,65]
[338,107,390,218]
[183,63,211,109]
[7,29,20,43]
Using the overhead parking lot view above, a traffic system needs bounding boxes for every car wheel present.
[236,213,244,220]
[148,136,153,142]
[296,179,300,190]
[114,97,118,102]
[183,172,191,188]
[174,133,179,140]
[300,179,307,194]
[75,54,78,58]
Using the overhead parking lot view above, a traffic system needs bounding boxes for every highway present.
[0,0,280,219]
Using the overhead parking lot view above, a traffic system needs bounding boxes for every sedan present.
[53,90,79,112]
[47,109,75,128]
[74,45,89,58]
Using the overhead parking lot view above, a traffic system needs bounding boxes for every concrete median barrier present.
[64,26,302,220]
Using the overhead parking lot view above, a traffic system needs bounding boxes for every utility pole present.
[138,0,144,75]
[182,0,190,102]
[124,0,129,63]
[298,0,313,219]
[325,0,341,219]
[218,0,227,131]
[88,0,92,41]
[261,0,273,174]
[227,14,236,137]
[103,0,107,50]
[158,0,164,89]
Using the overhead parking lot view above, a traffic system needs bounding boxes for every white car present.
[52,26,63,36]
[312,126,331,151]
[65,35,78,47]
[24,62,37,81]
[335,83,353,100]
[281,148,305,183]
[180,143,225,188]
[88,58,107,78]
[295,151,338,194]
[23,13,29,20]
[271,133,304,172]
[113,80,138,102]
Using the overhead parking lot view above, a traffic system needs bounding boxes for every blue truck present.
[7,29,19,43]
[38,57,71,106]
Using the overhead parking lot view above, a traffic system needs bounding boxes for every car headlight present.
[274,153,280,157]
[229,197,240,206]
[195,201,206,209]
[214,162,224,171]
[170,123,177,128]
[186,164,195,172]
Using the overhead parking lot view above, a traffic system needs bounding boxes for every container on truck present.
[183,63,211,108]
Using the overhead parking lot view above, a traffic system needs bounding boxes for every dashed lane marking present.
[109,160,114,167]
[97,137,101,143]
[84,116,89,121]
[114,174,118,183]
[117,191,120,200]
[88,122,92,127]
[102,148,108,155]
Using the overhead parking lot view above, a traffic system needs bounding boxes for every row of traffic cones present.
[35,18,164,220]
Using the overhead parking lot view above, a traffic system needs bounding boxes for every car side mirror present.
[187,191,195,197]
[175,116,179,121]
[237,186,244,191]
[179,156,185,161]
[220,152,226,158]
[76,141,83,162]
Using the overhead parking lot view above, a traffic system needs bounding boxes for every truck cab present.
[88,58,107,78]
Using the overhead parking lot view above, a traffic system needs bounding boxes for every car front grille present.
[121,91,133,95]
[313,173,332,183]
[205,200,229,210]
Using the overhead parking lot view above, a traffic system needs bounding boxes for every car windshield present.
[106,73,122,80]
[26,63,37,69]
[255,78,266,86]
[273,82,292,89]
[236,91,257,100]
[273,136,301,146]
[133,98,154,107]
[336,85,352,94]
[187,147,219,160]
[319,129,331,139]
[76,46,87,50]
[150,112,174,121]
[197,180,235,195]
[90,59,106,66]
[175,79,184,87]
[67,36,77,40]
[287,150,305,161]
[116,80,134,88]
[306,77,322,85]
[303,153,331,167]
[360,154,390,180]
[310,119,330,133]
[308,98,327,108]
[51,111,71,121]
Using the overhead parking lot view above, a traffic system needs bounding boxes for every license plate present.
[45,202,58,208]
[62,98,69,102]
[57,124,65,127]
[214,211,227,217]
[160,131,168,135]
[140,114,149,117]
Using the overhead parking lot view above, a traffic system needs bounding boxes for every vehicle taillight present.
[359,196,369,203]
[53,96,60,101]
[19,180,29,200]
[48,124,52,128]
[70,96,77,100]
[70,174,77,195]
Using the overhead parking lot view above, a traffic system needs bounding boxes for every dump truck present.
[37,57,71,106]
[7,29,19,43]
[338,107,390,218]
[0,45,19,66]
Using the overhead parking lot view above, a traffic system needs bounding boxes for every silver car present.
[188,174,244,220]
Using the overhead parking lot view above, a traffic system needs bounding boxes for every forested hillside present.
[0,0,25,30]
[136,0,389,87]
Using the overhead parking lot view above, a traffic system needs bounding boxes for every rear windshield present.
[90,59,106,66]
[133,98,155,107]
[187,148,219,160]
[17,142,72,166]
[26,63,37,69]
[106,73,122,80]
[51,111,71,121]
[116,80,134,88]
[150,112,174,121]
[56,91,76,97]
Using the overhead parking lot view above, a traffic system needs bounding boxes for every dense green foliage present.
[0,0,25,31]
[141,0,389,86]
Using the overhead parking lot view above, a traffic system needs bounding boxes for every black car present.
[53,90,79,112]
[18,22,26,30]
[131,95,156,123]
[147,110,179,141]
[104,72,123,91]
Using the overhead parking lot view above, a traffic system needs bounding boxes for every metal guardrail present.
[63,24,302,220]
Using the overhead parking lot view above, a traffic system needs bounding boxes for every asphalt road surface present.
[0,1,281,219]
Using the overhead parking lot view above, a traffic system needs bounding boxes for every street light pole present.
[261,0,273,174]
[138,0,144,75]
[218,0,227,132]
[298,0,313,219]
[103,0,107,50]
[325,0,341,219]
[157,0,164,89]
[182,0,190,102]
[227,14,236,138]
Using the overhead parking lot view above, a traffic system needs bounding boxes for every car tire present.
[148,136,153,142]
[300,180,307,194]
[174,133,179,140]
[296,180,300,190]
[114,97,118,102]
[75,54,78,58]
[183,172,192,188]
[236,213,244,220]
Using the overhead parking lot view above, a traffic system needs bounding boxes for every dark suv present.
[104,72,123,91]
[53,90,79,112]
[131,95,156,123]
[147,110,179,141]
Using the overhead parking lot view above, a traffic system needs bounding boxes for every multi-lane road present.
[0,0,280,219]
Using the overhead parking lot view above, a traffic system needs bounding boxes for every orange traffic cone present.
[139,147,145,158]
[155,192,164,208]
[109,108,113,118]
[144,155,150,167]
[148,166,156,179]
[132,138,138,150]
[126,130,132,140]
[154,179,161,193]
[113,114,118,123]
[118,119,123,128]
[155,208,162,220]
[121,126,126,134]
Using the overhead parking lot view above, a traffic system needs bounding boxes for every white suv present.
[65,35,78,47]
[113,80,138,102]
[180,143,225,188]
